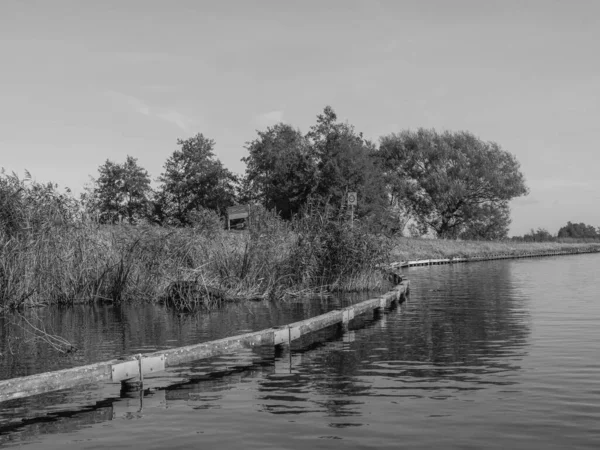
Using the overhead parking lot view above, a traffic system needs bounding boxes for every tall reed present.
[1,202,390,311]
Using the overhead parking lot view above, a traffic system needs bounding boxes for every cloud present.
[156,110,195,132]
[255,110,284,127]
[106,90,198,132]
[106,90,151,116]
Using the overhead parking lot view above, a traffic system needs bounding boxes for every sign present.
[227,205,250,230]
[227,205,249,221]
[347,192,357,206]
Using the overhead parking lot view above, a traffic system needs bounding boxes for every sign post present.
[347,192,357,227]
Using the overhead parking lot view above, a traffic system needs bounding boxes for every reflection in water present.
[1,255,600,449]
[0,291,379,380]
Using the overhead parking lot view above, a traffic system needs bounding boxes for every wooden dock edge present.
[390,247,600,268]
[0,281,410,404]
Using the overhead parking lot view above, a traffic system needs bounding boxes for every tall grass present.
[5,172,596,313]
[0,200,389,312]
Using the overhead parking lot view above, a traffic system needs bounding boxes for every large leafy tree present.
[157,133,237,225]
[306,106,388,217]
[378,129,528,239]
[242,124,317,219]
[86,156,151,224]
[241,107,388,221]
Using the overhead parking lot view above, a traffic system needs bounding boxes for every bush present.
[289,202,389,291]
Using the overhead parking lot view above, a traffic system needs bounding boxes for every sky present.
[1,0,599,236]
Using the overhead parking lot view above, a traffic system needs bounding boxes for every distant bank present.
[390,238,600,264]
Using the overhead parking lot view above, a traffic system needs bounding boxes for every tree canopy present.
[378,129,528,239]
[557,221,600,239]
[156,134,237,225]
[242,124,317,219]
[307,106,388,217]
[85,156,151,224]
[242,106,388,221]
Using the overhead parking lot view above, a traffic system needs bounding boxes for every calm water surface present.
[1,254,599,449]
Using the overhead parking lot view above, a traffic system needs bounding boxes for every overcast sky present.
[1,0,599,235]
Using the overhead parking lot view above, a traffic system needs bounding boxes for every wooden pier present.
[0,281,409,404]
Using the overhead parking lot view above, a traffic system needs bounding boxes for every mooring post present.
[342,307,355,331]
[138,354,143,386]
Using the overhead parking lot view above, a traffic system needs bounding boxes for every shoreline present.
[389,238,600,264]
[391,246,600,268]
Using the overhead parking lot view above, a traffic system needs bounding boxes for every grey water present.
[1,253,600,449]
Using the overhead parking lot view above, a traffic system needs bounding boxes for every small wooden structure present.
[227,205,250,230]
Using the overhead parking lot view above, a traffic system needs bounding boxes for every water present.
[0,291,375,380]
[1,254,599,449]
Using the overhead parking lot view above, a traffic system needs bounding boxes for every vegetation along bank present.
[3,105,600,316]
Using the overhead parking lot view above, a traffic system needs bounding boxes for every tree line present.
[4,106,531,240]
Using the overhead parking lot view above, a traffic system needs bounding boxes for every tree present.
[242,124,317,219]
[85,156,151,224]
[378,128,528,239]
[157,134,237,225]
[306,106,388,218]
[557,221,599,239]
[459,203,511,240]
[520,227,554,242]
[241,107,388,223]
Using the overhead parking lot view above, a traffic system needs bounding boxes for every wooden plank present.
[112,360,139,381]
[156,329,273,367]
[142,355,165,375]
[273,327,290,345]
[0,280,410,403]
[227,205,249,214]
[0,361,116,403]
[429,258,448,264]
[228,212,249,220]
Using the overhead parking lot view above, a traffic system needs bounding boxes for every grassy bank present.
[3,200,599,313]
[0,207,388,311]
[390,237,600,262]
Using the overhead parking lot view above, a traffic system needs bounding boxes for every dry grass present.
[0,206,388,311]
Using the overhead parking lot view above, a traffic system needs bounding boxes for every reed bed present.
[3,173,598,313]
[0,205,389,312]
